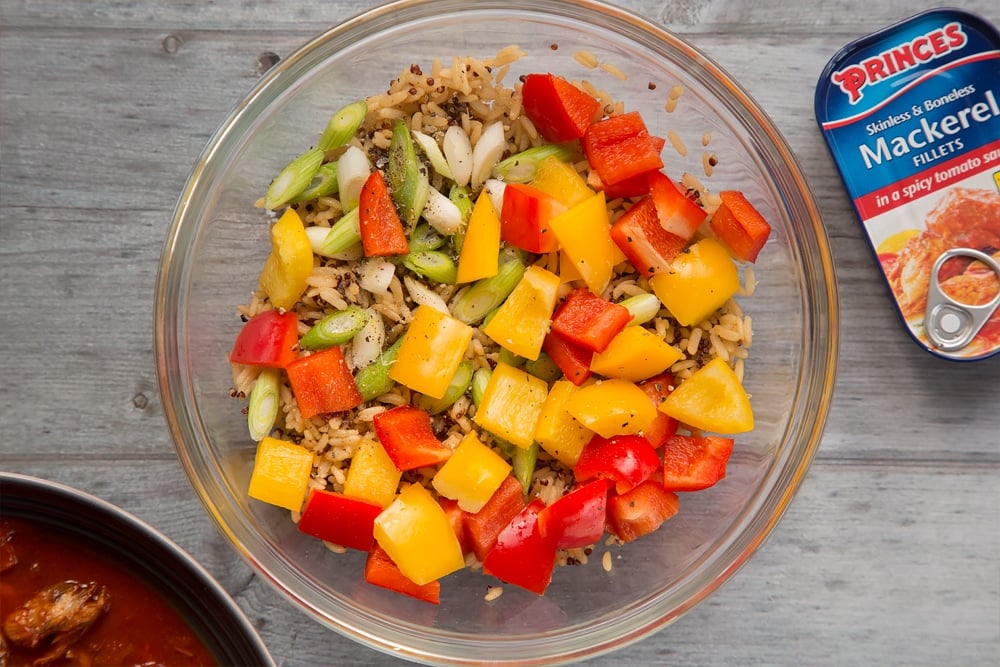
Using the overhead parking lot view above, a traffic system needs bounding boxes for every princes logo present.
[831,22,968,103]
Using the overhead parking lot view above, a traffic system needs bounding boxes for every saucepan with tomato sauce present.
[0,473,274,667]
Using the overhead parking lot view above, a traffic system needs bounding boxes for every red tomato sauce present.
[0,517,218,666]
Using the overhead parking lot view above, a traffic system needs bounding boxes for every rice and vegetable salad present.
[228,45,771,603]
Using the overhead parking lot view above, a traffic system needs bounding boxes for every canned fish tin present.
[815,8,1000,361]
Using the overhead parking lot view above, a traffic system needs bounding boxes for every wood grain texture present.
[2,1,998,665]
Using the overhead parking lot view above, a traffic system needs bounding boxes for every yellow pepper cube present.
[343,437,402,508]
[474,361,548,449]
[247,436,314,511]
[258,208,314,310]
[530,155,595,208]
[649,237,740,326]
[533,380,595,468]
[456,191,501,283]
[482,265,561,361]
[373,482,466,585]
[590,326,684,382]
[563,378,657,439]
[548,191,618,296]
[388,305,474,399]
[661,357,754,434]
[432,431,511,513]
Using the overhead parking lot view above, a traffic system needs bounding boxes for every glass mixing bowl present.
[155,0,839,663]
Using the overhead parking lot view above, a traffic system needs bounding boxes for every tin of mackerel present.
[815,7,1000,361]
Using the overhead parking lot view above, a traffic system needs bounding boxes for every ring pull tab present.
[924,248,1000,352]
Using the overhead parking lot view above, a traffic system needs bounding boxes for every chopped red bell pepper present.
[229,309,300,368]
[439,497,472,556]
[482,498,557,595]
[499,182,564,254]
[297,489,382,551]
[536,478,610,549]
[648,171,706,241]
[464,475,525,563]
[541,329,593,386]
[574,434,661,494]
[586,168,655,200]
[286,346,364,419]
[637,373,679,448]
[610,196,688,277]
[364,544,441,604]
[581,111,664,187]
[709,190,772,263]
[359,170,410,257]
[521,73,602,142]
[606,478,679,543]
[550,288,632,353]
[660,434,734,491]
[371,405,452,471]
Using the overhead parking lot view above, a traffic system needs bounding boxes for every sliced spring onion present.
[512,441,539,494]
[449,184,473,255]
[443,125,473,187]
[316,207,361,257]
[621,291,662,326]
[354,335,404,402]
[450,256,525,324]
[388,119,430,226]
[357,257,395,294]
[408,223,447,254]
[264,147,325,210]
[523,351,561,382]
[493,143,576,183]
[417,360,474,415]
[421,186,463,236]
[288,162,339,204]
[412,130,454,180]
[350,307,385,370]
[471,366,492,408]
[300,305,369,350]
[317,100,368,152]
[337,145,371,211]
[403,250,458,285]
[482,178,506,217]
[470,121,507,189]
[247,368,280,442]
[497,347,525,368]
[403,275,450,314]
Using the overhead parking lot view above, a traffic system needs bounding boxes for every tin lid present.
[815,8,1000,361]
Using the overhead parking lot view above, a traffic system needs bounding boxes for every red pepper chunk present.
[463,476,525,563]
[610,196,688,277]
[286,346,363,419]
[637,373,679,448]
[537,478,610,549]
[582,111,664,187]
[364,545,441,604]
[574,434,661,494]
[297,489,382,551]
[606,478,679,543]
[372,405,452,471]
[500,182,564,254]
[550,288,631,353]
[229,309,300,368]
[359,170,410,257]
[483,498,557,595]
[709,190,772,263]
[541,330,593,386]
[439,498,472,555]
[521,73,602,142]
[660,434,734,491]
[648,171,707,241]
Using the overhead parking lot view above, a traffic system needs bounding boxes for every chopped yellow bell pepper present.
[388,305,474,399]
[373,482,466,585]
[590,326,684,382]
[548,191,618,295]
[456,191,501,283]
[649,237,739,326]
[247,436,314,511]
[431,431,511,513]
[661,357,754,433]
[533,380,595,467]
[482,265,561,361]
[563,378,657,438]
[530,155,594,208]
[343,437,402,508]
[558,249,583,284]
[258,208,314,310]
[473,361,548,448]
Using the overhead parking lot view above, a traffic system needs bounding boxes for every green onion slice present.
[317,100,368,152]
[247,368,280,442]
[493,143,576,183]
[299,305,369,350]
[450,256,526,324]
[264,147,325,210]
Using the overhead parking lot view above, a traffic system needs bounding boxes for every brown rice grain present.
[702,151,717,177]
[484,586,504,602]
[600,62,628,80]
[602,551,613,572]
[574,50,599,69]
[702,132,712,146]
[667,129,688,157]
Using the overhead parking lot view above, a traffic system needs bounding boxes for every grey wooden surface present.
[2,1,999,665]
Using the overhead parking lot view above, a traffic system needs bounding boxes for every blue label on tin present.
[816,8,1000,361]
